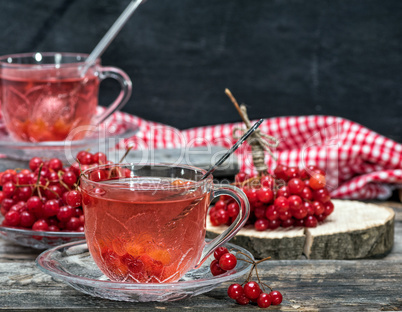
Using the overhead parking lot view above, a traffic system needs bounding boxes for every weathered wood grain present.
[0,259,401,311]
[0,202,400,311]
[207,200,395,260]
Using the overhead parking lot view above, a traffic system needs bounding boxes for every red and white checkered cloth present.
[101,109,402,200]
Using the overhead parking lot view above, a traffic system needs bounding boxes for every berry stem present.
[119,146,133,163]
[57,171,72,191]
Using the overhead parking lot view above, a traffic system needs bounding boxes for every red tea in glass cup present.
[80,164,250,283]
[0,52,131,142]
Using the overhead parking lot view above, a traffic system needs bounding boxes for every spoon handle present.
[201,119,264,180]
[82,0,144,74]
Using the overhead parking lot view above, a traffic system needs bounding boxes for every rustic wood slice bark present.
[206,200,395,260]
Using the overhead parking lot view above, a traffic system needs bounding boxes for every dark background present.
[0,0,401,141]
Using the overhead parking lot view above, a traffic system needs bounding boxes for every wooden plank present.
[0,202,400,310]
[0,259,401,310]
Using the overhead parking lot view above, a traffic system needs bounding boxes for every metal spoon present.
[81,0,146,75]
[200,119,264,180]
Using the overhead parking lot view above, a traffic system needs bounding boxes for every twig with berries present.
[210,246,283,309]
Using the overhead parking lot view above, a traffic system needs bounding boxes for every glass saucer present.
[36,240,254,302]
[0,119,138,161]
[0,217,85,249]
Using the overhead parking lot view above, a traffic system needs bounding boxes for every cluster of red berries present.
[209,164,334,230]
[0,151,108,232]
[210,246,282,308]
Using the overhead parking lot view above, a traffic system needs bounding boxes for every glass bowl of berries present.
[0,152,111,249]
[0,220,85,249]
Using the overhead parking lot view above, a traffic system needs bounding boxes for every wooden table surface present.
[0,201,400,311]
[0,159,401,311]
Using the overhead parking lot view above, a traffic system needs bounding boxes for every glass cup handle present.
[94,66,133,125]
[195,184,250,268]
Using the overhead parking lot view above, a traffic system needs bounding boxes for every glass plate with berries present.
[0,119,138,161]
[0,152,114,249]
[36,240,254,302]
[0,219,85,249]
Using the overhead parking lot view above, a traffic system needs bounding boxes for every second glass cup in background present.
[0,52,132,142]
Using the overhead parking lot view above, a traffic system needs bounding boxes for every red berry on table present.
[29,157,43,172]
[214,199,227,210]
[13,172,30,185]
[294,218,305,227]
[257,292,272,308]
[66,190,82,208]
[304,201,315,216]
[301,186,313,201]
[215,209,229,225]
[276,185,290,198]
[227,202,239,218]
[254,205,266,219]
[57,206,75,222]
[268,219,281,230]
[286,166,300,179]
[93,152,107,164]
[1,172,15,185]
[260,175,275,188]
[66,216,80,231]
[274,196,289,212]
[323,201,335,216]
[48,158,63,172]
[3,182,16,198]
[27,196,42,214]
[235,172,248,183]
[269,290,283,305]
[20,211,36,228]
[279,210,291,221]
[288,178,304,195]
[265,205,279,221]
[312,201,325,215]
[5,210,21,226]
[43,199,60,217]
[313,188,331,203]
[255,218,269,231]
[291,206,308,219]
[305,215,318,227]
[288,195,302,210]
[227,283,244,300]
[45,184,63,200]
[32,219,49,231]
[316,213,327,222]
[235,295,250,305]
[309,173,326,190]
[274,164,289,181]
[16,186,32,202]
[243,281,262,300]
[257,187,274,203]
[210,259,226,276]
[214,246,229,260]
[246,188,259,204]
[282,218,295,228]
[219,253,237,270]
[0,191,4,204]
[2,198,15,212]
[48,225,60,232]
[62,171,78,186]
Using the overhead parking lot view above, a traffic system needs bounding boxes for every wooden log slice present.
[206,200,395,260]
